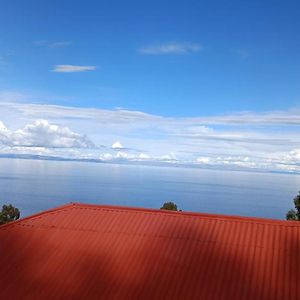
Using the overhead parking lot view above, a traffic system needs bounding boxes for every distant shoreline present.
[0,153,299,176]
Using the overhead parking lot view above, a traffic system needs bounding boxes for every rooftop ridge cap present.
[1,202,298,229]
[0,202,76,229]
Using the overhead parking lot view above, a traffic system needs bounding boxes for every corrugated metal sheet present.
[0,203,299,299]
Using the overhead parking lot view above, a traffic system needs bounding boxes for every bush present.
[286,209,298,221]
[160,202,178,211]
[0,204,20,225]
[286,191,300,221]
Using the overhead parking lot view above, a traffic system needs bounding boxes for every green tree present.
[286,191,300,221]
[286,209,297,221]
[0,204,20,225]
[160,202,178,211]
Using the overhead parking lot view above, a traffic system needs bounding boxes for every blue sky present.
[1,0,300,115]
[0,0,300,172]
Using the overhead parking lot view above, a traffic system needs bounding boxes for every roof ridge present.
[2,202,299,229]
[0,203,76,229]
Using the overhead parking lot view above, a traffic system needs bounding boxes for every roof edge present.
[0,203,76,229]
[1,202,299,228]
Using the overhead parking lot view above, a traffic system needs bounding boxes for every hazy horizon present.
[1,158,298,219]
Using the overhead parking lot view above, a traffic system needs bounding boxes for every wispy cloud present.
[186,110,300,125]
[139,42,203,55]
[52,65,97,73]
[34,40,72,48]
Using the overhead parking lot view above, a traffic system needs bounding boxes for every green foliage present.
[293,192,300,219]
[0,204,20,225]
[160,201,178,211]
[286,209,298,221]
[286,191,300,221]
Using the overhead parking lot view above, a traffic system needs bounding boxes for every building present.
[0,203,299,299]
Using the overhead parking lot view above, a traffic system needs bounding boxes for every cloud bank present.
[0,101,300,173]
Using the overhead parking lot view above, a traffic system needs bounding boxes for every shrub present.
[0,204,20,225]
[160,202,178,211]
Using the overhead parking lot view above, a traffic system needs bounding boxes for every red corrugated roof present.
[0,203,299,300]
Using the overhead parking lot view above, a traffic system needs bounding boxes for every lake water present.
[0,158,299,220]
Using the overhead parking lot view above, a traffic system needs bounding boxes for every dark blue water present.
[0,158,299,219]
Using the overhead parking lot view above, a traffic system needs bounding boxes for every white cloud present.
[187,110,300,125]
[34,40,72,48]
[99,152,114,161]
[116,151,133,160]
[52,65,97,73]
[278,148,300,165]
[0,120,94,148]
[0,121,10,145]
[97,150,177,163]
[111,141,123,149]
[194,155,266,171]
[289,149,300,161]
[138,153,150,160]
[196,157,211,164]
[139,42,203,55]
[0,101,300,173]
[158,152,177,162]
[0,121,7,131]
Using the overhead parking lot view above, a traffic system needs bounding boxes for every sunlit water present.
[0,158,299,219]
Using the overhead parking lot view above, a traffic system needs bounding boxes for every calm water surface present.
[0,158,299,219]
